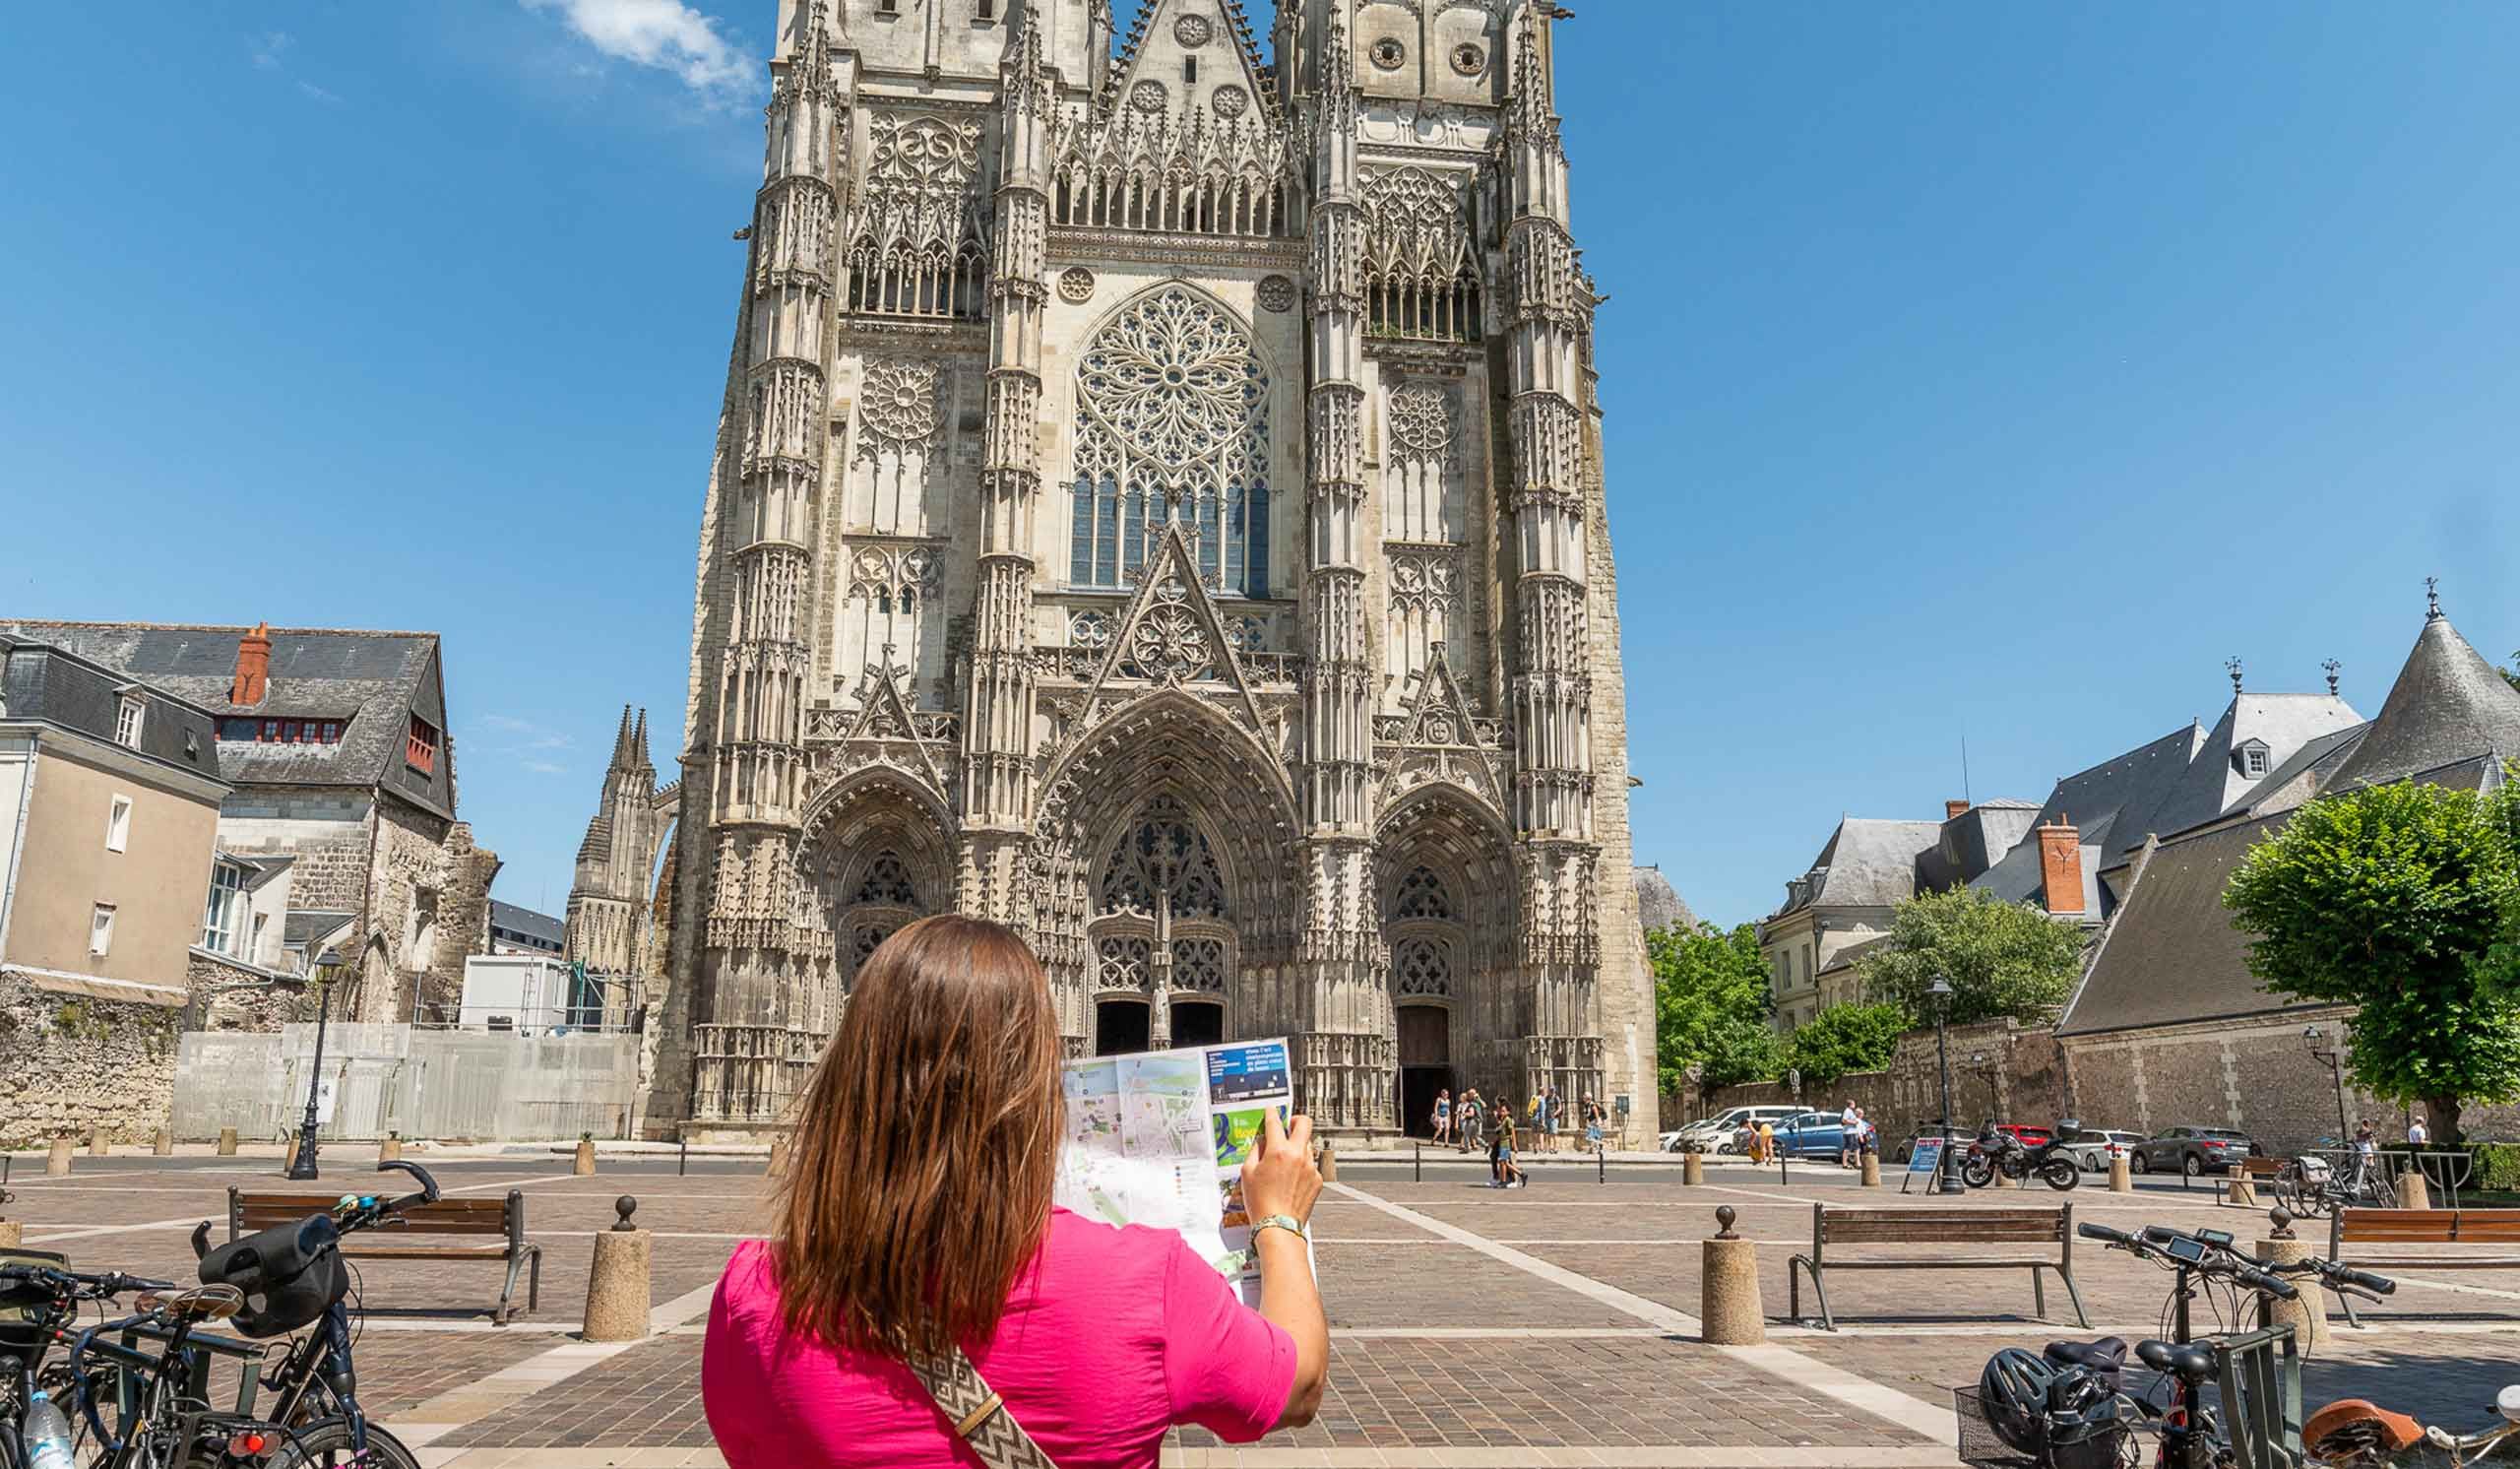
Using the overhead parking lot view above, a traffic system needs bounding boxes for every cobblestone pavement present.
[7,1149,2517,1467]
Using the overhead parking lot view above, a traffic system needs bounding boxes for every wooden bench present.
[2327,1207,2520,1327]
[2216,1155,2285,1205]
[1787,1203,2090,1331]
[228,1188,542,1326]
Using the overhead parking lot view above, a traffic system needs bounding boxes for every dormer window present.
[2236,739,2271,778]
[407,715,439,775]
[115,696,145,749]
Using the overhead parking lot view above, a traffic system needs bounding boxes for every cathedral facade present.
[632,0,1649,1136]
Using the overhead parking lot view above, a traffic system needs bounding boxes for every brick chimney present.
[1945,799,1972,821]
[231,621,273,707]
[2038,819,2086,916]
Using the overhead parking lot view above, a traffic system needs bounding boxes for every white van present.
[1664,1104,1807,1153]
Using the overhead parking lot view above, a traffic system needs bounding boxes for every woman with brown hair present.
[702,914,1329,1467]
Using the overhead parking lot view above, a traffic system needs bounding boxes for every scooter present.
[1963,1119,2082,1191]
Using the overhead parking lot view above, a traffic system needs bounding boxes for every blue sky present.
[2,3,2513,928]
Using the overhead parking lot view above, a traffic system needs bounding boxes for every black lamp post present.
[2304,1024,2351,1143]
[286,959,342,1182]
[1928,977,1964,1191]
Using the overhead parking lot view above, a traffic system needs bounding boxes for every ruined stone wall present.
[358,802,498,1023]
[184,950,308,1033]
[0,971,182,1149]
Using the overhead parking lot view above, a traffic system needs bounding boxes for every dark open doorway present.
[1397,1004,1452,1137]
[1095,998,1151,1056]
[1170,999,1224,1049]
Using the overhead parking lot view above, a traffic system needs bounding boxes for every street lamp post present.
[286,963,342,1182]
[1928,977,1963,1192]
[2304,1024,2351,1142]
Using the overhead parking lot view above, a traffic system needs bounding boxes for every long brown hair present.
[773,914,1063,1358]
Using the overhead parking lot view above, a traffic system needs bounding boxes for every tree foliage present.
[1857,886,2085,1026]
[1782,1001,1910,1088]
[1650,921,1783,1095]
[2225,777,2520,1141]
[2503,651,2520,694]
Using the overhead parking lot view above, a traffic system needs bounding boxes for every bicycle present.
[180,1159,448,1467]
[2307,1384,2520,1466]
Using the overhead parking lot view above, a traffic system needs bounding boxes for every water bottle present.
[21,1388,76,1469]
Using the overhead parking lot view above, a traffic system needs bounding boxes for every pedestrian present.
[1755,1119,1777,1166]
[1839,1099,1859,1168]
[1431,1088,1452,1145]
[2407,1116,2429,1148]
[1457,1089,1483,1154]
[701,914,1328,1467]
[1492,1102,1527,1188]
[1857,1109,1877,1158]
[1544,1084,1563,1153]
[2353,1119,2378,1194]
[1582,1095,1606,1153]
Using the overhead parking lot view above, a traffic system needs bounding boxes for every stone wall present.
[1663,1017,2069,1141]
[183,949,309,1033]
[359,804,499,1024]
[0,970,183,1149]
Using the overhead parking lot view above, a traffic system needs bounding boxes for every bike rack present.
[2204,1323,2304,1469]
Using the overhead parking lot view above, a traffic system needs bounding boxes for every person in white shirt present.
[1839,1102,1860,1167]
[2407,1118,2429,1147]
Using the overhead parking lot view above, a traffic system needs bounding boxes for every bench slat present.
[339,1245,511,1260]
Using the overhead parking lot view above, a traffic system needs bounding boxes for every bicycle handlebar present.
[2078,1222,2134,1245]
[0,1264,174,1300]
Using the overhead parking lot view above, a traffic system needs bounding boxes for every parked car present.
[2062,1128,2146,1172]
[1890,1120,1957,1165]
[1771,1111,1850,1159]
[2131,1125,2262,1177]
[1990,1123,2056,1151]
[1667,1104,1805,1154]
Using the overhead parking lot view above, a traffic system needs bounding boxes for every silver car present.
[2063,1128,2145,1172]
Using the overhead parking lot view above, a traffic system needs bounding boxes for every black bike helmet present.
[197,1213,347,1339]
[1980,1347,2063,1454]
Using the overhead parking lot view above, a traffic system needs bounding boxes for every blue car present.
[1771,1111,1849,1159]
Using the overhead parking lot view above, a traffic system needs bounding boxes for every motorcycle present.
[1963,1119,2082,1191]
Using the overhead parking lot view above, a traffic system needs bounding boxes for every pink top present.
[703,1208,1297,1468]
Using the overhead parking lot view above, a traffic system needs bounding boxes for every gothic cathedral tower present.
[649,0,1650,1138]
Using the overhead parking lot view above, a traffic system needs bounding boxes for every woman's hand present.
[1240,1108,1323,1226]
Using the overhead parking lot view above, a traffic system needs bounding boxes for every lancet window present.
[1069,288,1272,596]
[845,114,988,322]
[1361,166,1482,344]
[1088,796,1236,1003]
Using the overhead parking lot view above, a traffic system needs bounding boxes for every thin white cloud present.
[251,31,292,70]
[523,759,569,776]
[297,81,343,104]
[481,714,575,752]
[519,0,752,101]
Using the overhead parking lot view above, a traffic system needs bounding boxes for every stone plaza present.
[8,1145,2517,1467]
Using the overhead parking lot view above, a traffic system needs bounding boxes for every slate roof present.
[0,621,455,819]
[1633,866,1696,934]
[2330,613,2520,793]
[1805,819,1946,909]
[0,637,225,788]
[2055,815,2307,1035]
[488,900,566,951]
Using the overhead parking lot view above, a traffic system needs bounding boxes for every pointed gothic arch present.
[794,767,957,1033]
[1378,785,1520,1122]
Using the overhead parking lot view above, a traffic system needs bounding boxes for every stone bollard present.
[89,1124,108,1157]
[2395,1168,2430,1211]
[217,1127,238,1157]
[2257,1207,2328,1353]
[1318,1142,1338,1183]
[1701,1206,1764,1345]
[1682,1152,1706,1186]
[2110,1155,2133,1192]
[1859,1153,1881,1187]
[2227,1170,2258,1208]
[766,1136,790,1178]
[379,1135,402,1163]
[582,1196,653,1343]
[0,1220,20,1249]
[45,1135,73,1178]
[152,1128,173,1158]
[574,1138,598,1178]
[282,1135,299,1174]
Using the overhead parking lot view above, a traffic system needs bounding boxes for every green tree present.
[1783,1001,1911,1088]
[1857,886,2085,1026]
[2502,650,2520,694]
[2225,778,2520,1142]
[1650,922,1784,1095]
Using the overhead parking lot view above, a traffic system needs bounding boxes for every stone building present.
[639,0,1648,1136]
[0,620,500,1024]
[2058,599,2520,1150]
[564,707,679,1040]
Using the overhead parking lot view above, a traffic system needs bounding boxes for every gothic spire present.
[609,705,637,769]
[631,710,652,773]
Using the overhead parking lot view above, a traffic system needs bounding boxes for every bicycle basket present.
[1954,1387,2136,1469]
[197,1214,347,1339]
[1,1246,70,1354]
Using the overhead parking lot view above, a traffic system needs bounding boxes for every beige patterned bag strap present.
[906,1346,1060,1469]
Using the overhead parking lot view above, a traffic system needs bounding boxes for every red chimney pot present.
[231,621,273,707]
[2038,820,2086,916]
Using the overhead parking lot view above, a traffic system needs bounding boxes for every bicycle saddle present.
[196,1213,347,1339]
[2044,1337,2128,1389]
[2136,1340,2215,1384]
[135,1284,244,1323]
[2304,1399,2424,1456]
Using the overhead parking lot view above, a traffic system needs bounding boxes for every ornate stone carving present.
[1130,80,1169,114]
[858,359,943,450]
[1210,84,1249,119]
[1069,609,1114,648]
[1451,41,1486,76]
[1125,582,1217,685]
[1370,36,1407,71]
[1057,267,1097,303]
[1173,13,1215,47]
[1255,274,1296,313]
[1388,384,1454,458]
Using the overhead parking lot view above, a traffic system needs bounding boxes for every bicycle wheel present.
[266,1420,422,1468]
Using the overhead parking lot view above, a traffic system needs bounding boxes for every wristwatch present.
[1249,1213,1308,1243]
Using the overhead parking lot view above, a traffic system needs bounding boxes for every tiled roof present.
[2330,614,2520,793]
